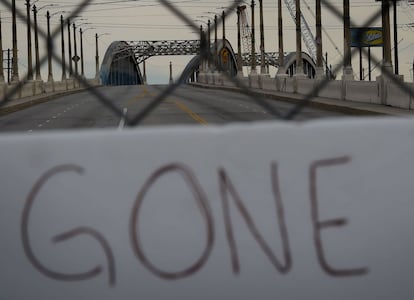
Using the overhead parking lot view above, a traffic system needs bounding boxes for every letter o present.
[130,163,214,280]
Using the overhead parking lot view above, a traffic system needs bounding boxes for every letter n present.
[219,163,291,275]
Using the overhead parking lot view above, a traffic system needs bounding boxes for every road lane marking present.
[173,101,208,125]
[118,108,128,130]
[127,86,150,106]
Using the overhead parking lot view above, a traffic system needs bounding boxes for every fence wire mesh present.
[0,0,412,126]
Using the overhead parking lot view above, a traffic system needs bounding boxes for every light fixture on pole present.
[95,33,110,80]
[25,0,33,80]
[79,27,95,77]
[11,0,19,82]
[46,10,53,82]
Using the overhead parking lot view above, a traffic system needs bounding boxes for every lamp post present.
[60,15,66,80]
[95,33,109,81]
[393,0,398,75]
[316,0,324,78]
[277,0,284,75]
[73,23,78,76]
[79,27,95,77]
[381,0,393,76]
[295,0,303,77]
[67,19,73,78]
[11,0,19,82]
[237,7,243,75]
[222,10,226,43]
[46,10,53,82]
[214,15,218,71]
[80,28,84,76]
[342,0,354,80]
[207,19,211,70]
[32,5,41,80]
[259,0,266,74]
[250,0,256,75]
[0,14,4,83]
[25,0,33,80]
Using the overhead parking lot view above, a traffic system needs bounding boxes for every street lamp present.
[25,0,33,80]
[95,33,110,80]
[250,0,256,75]
[258,0,266,74]
[79,27,95,77]
[11,0,19,82]
[49,11,70,81]
[32,3,56,81]
[46,10,53,82]
[0,14,4,83]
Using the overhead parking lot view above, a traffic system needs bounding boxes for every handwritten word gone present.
[21,157,369,287]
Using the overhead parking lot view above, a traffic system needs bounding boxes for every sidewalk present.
[192,83,414,117]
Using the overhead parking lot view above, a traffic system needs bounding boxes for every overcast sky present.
[0,0,413,83]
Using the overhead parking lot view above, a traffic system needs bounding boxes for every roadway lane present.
[0,84,346,133]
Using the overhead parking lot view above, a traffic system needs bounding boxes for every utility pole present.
[95,33,99,80]
[381,0,393,76]
[68,19,73,78]
[25,0,33,80]
[222,10,226,43]
[316,0,324,78]
[342,0,354,80]
[214,14,218,71]
[33,5,41,80]
[47,11,53,82]
[393,0,398,75]
[61,15,66,80]
[277,0,284,74]
[236,7,243,74]
[207,19,211,71]
[0,15,4,83]
[11,0,19,82]
[73,23,78,76]
[259,0,266,74]
[250,0,256,75]
[169,61,173,84]
[80,28,84,76]
[295,0,303,76]
[7,49,11,83]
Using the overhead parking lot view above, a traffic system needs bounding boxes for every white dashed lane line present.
[28,101,83,132]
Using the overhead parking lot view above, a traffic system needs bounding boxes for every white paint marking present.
[46,120,50,123]
[27,130,33,133]
[38,124,43,128]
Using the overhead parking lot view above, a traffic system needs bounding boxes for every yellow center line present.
[173,100,208,125]
[126,86,150,106]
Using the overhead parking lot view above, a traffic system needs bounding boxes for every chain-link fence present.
[0,0,412,126]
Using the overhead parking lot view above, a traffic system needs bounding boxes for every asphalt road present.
[0,84,347,133]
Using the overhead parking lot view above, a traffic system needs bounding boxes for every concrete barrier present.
[345,81,380,104]
[386,82,413,109]
[199,73,414,111]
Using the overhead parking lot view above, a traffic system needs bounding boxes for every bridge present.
[99,39,317,86]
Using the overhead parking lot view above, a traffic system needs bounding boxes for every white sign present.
[1,118,414,299]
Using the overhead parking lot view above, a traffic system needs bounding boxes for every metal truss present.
[112,40,201,63]
[109,39,283,69]
[238,52,281,67]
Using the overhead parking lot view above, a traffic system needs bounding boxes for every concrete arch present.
[182,39,238,83]
[100,41,144,86]
[214,39,238,76]
[283,52,316,78]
